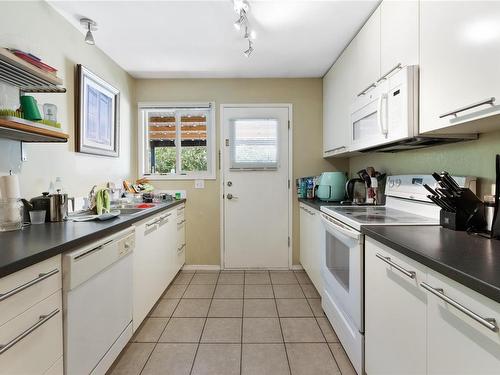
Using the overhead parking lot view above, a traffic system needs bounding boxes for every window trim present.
[138,102,216,180]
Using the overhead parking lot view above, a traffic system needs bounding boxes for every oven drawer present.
[0,255,61,327]
[0,290,63,375]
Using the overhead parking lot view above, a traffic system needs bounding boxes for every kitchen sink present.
[118,208,146,215]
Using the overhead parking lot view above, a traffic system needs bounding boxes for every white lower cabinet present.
[0,290,63,375]
[365,238,427,375]
[0,255,63,375]
[365,237,500,375]
[299,203,323,293]
[133,205,186,330]
[425,270,500,375]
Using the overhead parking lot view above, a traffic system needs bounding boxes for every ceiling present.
[48,0,379,79]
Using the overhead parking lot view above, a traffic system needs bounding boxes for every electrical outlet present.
[195,179,204,189]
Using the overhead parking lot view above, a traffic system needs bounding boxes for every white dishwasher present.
[63,227,135,375]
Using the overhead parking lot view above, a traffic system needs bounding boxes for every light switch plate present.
[195,179,204,189]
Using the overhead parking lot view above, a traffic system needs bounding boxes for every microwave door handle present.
[377,94,388,137]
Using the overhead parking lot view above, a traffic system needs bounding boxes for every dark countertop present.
[298,198,343,211]
[361,225,500,304]
[0,199,186,278]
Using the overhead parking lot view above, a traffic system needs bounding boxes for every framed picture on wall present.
[76,64,120,157]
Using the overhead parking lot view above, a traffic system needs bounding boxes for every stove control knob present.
[396,178,402,187]
[388,179,394,188]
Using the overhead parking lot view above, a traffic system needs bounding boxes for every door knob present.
[227,193,238,200]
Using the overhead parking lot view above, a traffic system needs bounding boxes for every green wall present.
[349,130,500,198]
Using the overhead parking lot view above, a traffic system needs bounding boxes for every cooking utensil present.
[357,169,372,188]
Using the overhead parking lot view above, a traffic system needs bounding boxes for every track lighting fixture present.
[232,0,255,57]
[80,18,97,45]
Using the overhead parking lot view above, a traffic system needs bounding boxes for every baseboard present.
[291,264,304,271]
[182,264,221,271]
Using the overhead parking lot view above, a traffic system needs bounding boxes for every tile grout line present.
[138,270,186,375]
[188,270,220,375]
[300,278,344,375]
[274,271,293,375]
[240,271,245,375]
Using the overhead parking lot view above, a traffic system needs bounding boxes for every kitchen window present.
[138,103,216,179]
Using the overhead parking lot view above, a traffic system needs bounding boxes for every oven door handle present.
[320,213,361,240]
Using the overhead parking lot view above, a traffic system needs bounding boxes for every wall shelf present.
[0,117,68,143]
[0,48,66,93]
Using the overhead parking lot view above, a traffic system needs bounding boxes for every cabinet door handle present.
[0,269,59,302]
[0,309,59,355]
[177,244,186,253]
[357,82,377,97]
[420,282,498,332]
[177,219,186,225]
[375,253,416,279]
[325,146,347,154]
[377,62,402,83]
[439,97,495,119]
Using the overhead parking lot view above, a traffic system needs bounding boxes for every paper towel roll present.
[0,174,21,199]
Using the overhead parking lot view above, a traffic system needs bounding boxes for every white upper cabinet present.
[424,269,500,374]
[420,1,500,134]
[380,0,419,74]
[323,45,355,157]
[354,6,381,96]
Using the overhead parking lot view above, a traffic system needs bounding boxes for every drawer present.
[0,290,63,375]
[425,269,500,345]
[0,255,61,326]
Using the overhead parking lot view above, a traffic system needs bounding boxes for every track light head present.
[234,10,246,31]
[243,40,254,57]
[84,30,95,45]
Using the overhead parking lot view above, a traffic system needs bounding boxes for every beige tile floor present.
[109,270,356,375]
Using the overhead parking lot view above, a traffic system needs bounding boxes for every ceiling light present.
[80,18,97,45]
[243,40,254,57]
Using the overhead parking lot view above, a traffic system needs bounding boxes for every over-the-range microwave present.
[349,65,475,153]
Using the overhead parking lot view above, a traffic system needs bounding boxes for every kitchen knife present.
[423,184,438,196]
[441,172,462,195]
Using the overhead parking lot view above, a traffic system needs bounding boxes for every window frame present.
[138,102,216,180]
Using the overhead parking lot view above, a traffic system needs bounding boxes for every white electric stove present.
[318,174,476,375]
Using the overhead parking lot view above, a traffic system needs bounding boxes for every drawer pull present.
[0,308,59,355]
[375,253,416,279]
[420,282,498,333]
[146,218,161,228]
[160,213,172,220]
[177,219,186,225]
[0,269,59,302]
[177,244,186,253]
[439,97,495,119]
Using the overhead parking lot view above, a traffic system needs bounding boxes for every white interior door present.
[222,105,290,269]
